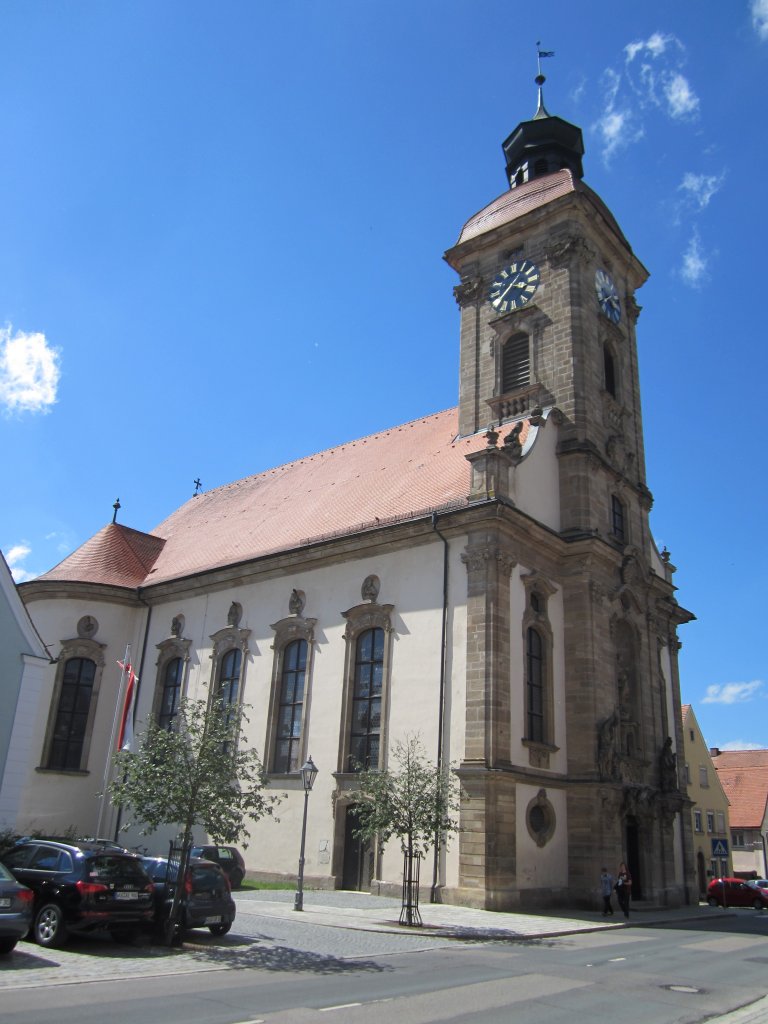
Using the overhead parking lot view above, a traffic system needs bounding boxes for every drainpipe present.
[430,512,449,903]
[112,596,153,843]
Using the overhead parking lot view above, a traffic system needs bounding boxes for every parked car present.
[190,845,246,889]
[749,878,768,889]
[1,840,155,947]
[707,877,768,909]
[0,861,34,955]
[140,856,236,936]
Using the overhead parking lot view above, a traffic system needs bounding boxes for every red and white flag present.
[116,660,138,752]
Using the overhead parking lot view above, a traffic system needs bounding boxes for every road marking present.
[319,1004,362,1012]
[608,957,626,962]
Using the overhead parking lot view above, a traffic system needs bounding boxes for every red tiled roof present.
[713,750,768,828]
[38,408,524,589]
[451,169,629,252]
[37,523,165,589]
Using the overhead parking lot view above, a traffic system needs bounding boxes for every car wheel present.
[707,896,719,907]
[230,869,244,890]
[209,922,231,936]
[753,899,764,911]
[0,937,18,955]
[34,903,69,948]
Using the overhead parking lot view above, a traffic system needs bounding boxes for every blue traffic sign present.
[711,838,729,857]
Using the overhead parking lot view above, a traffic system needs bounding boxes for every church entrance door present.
[626,816,642,900]
[341,805,372,891]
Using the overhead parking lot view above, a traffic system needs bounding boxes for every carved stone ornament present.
[76,615,98,639]
[361,575,380,603]
[171,614,185,638]
[545,235,596,269]
[453,277,484,307]
[526,789,556,848]
[289,589,306,616]
[461,546,517,578]
[597,709,619,781]
[659,736,679,793]
[227,602,243,627]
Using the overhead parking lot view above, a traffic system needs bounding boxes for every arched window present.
[604,345,617,398]
[218,648,242,708]
[158,657,183,730]
[348,627,384,771]
[502,334,530,392]
[47,657,96,771]
[273,639,308,774]
[611,495,626,543]
[526,628,544,743]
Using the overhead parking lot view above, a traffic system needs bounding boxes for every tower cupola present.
[502,54,584,188]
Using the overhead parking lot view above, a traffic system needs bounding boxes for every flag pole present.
[97,645,131,839]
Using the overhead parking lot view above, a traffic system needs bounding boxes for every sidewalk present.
[234,887,731,941]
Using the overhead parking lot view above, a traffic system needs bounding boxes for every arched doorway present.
[341,804,372,891]
[626,816,642,900]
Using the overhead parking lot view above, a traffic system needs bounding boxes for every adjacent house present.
[681,705,731,894]
[0,550,51,830]
[712,749,768,879]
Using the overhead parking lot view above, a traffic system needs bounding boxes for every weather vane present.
[112,497,121,523]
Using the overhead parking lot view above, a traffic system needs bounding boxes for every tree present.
[108,697,280,943]
[352,735,460,925]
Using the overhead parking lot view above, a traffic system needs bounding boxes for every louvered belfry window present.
[502,334,530,393]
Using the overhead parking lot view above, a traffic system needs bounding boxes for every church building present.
[11,71,695,910]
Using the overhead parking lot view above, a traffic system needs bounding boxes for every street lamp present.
[294,755,318,911]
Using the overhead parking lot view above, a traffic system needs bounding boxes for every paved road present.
[2,891,768,1024]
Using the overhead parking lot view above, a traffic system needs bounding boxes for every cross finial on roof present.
[193,478,202,497]
[112,498,121,524]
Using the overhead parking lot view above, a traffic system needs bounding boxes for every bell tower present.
[445,63,693,910]
[444,67,650,550]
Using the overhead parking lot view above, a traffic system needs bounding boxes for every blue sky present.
[1,1,766,751]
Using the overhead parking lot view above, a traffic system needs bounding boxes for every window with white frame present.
[707,811,715,833]
[694,810,703,833]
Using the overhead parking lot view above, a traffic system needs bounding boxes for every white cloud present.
[595,34,699,164]
[702,680,764,704]
[664,73,699,119]
[679,172,726,210]
[753,0,768,40]
[5,542,34,582]
[625,32,674,62]
[720,740,767,750]
[681,233,707,286]
[0,326,61,414]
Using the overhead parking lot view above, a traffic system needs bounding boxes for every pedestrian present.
[615,862,632,919]
[599,867,614,916]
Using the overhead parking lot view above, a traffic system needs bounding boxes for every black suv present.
[1,840,155,947]
[190,845,246,889]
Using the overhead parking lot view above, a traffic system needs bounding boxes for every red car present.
[707,877,768,909]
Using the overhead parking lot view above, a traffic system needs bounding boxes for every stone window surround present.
[264,613,317,776]
[208,622,251,719]
[335,601,394,777]
[153,635,192,727]
[39,635,106,775]
[526,788,556,848]
[520,571,558,767]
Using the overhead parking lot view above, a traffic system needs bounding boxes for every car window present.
[191,865,225,890]
[218,849,234,861]
[0,862,15,881]
[30,847,72,872]
[2,845,36,868]
[88,856,148,882]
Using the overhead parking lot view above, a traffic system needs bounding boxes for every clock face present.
[489,259,540,313]
[595,269,621,324]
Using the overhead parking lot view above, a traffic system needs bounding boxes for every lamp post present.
[294,756,318,911]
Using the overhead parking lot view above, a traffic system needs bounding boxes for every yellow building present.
[682,705,732,895]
